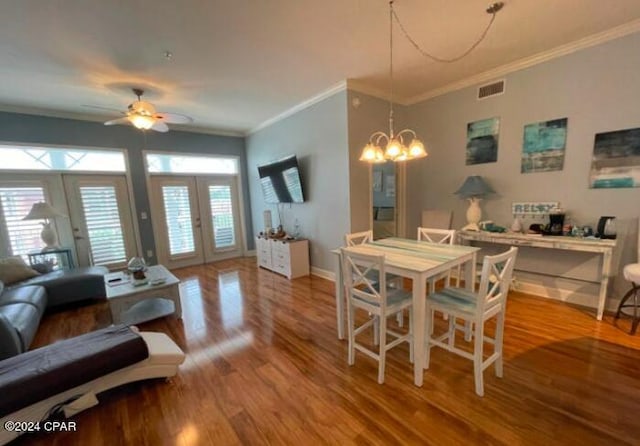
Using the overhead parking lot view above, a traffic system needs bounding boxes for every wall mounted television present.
[258,155,305,204]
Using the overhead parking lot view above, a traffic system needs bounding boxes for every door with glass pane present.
[150,176,204,269]
[63,175,137,269]
[150,175,243,268]
[197,176,242,262]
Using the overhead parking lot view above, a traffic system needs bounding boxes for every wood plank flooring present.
[16,257,640,445]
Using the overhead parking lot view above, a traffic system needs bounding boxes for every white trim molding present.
[248,81,347,134]
[407,18,640,104]
[311,266,335,282]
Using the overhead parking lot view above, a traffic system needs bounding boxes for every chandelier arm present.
[369,131,390,145]
[391,3,500,64]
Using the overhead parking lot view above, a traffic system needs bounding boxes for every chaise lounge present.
[0,324,185,445]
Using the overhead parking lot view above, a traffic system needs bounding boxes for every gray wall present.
[405,32,640,307]
[0,111,251,264]
[246,91,349,272]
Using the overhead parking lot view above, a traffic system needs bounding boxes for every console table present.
[458,230,617,320]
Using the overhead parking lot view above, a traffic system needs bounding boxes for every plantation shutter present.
[78,186,127,266]
[0,186,47,257]
[208,185,236,249]
[162,185,195,255]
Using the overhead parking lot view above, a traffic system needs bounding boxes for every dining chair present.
[421,209,453,230]
[615,218,640,334]
[424,247,518,396]
[417,227,458,290]
[341,248,413,384]
[345,230,405,328]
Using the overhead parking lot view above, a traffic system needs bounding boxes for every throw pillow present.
[0,256,40,285]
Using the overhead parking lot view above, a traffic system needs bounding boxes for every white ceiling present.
[1,0,640,135]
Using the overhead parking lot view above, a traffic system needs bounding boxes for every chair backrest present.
[345,230,374,247]
[340,248,387,309]
[475,247,518,314]
[421,209,453,230]
[417,227,456,245]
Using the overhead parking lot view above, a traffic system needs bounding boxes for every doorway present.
[149,175,243,269]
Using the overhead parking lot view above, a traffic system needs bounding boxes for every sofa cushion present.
[13,266,108,308]
[0,304,43,353]
[0,257,39,285]
[0,286,47,314]
[0,280,4,295]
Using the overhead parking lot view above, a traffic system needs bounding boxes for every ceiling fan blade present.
[83,104,125,113]
[151,120,169,132]
[155,112,193,124]
[104,117,131,126]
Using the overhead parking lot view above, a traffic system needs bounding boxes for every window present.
[162,185,195,255]
[146,153,238,175]
[0,145,125,172]
[0,186,47,256]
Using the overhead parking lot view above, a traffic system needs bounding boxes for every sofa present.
[0,257,108,360]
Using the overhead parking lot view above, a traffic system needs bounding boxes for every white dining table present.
[333,237,479,387]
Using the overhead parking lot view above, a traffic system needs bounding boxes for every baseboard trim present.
[245,250,256,257]
[311,266,335,282]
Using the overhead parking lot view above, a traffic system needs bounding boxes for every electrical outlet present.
[146,250,153,258]
[140,212,148,220]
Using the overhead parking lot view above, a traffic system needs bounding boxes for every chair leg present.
[615,284,637,319]
[632,290,640,335]
[347,302,355,366]
[473,320,485,397]
[373,315,380,345]
[424,306,432,370]
[378,313,387,384]
[494,311,505,378]
[396,310,404,328]
[464,321,473,342]
[408,307,414,364]
[448,316,456,349]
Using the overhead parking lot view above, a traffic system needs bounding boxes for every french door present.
[150,175,243,269]
[63,175,137,269]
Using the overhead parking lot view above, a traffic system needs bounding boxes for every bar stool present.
[615,219,640,334]
[615,264,640,334]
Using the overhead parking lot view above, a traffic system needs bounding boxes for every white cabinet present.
[255,237,309,279]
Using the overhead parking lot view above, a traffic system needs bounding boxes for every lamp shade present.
[22,202,66,220]
[454,176,495,198]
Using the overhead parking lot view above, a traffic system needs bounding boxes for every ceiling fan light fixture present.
[130,114,155,130]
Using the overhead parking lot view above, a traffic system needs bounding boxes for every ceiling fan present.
[104,88,193,132]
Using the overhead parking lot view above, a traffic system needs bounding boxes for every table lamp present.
[22,202,67,249]
[454,176,495,231]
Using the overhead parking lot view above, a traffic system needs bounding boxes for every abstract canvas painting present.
[589,127,640,189]
[466,117,500,165]
[521,118,568,173]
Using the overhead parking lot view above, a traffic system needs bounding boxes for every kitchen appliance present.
[596,216,617,239]
[548,212,565,236]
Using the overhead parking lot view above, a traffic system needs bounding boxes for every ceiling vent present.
[477,79,505,100]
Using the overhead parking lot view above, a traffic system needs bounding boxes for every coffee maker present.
[548,212,565,236]
[596,216,617,239]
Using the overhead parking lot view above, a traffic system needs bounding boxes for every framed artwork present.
[466,117,500,165]
[589,127,640,188]
[372,170,383,192]
[521,118,568,173]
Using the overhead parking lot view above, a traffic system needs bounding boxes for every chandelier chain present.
[389,1,395,137]
[391,4,499,64]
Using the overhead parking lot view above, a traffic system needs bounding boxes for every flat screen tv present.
[258,155,305,204]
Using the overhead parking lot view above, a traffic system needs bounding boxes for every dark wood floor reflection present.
[19,258,640,445]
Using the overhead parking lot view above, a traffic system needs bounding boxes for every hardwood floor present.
[17,257,640,445]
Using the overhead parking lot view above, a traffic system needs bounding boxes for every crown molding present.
[0,104,245,137]
[247,81,347,135]
[406,18,640,105]
[346,79,411,105]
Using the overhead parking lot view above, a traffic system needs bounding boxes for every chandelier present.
[360,1,504,163]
